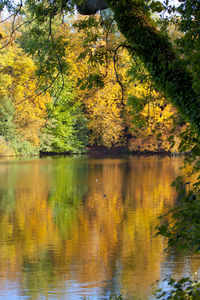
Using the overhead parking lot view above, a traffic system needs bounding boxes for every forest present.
[0,0,200,298]
[0,1,191,156]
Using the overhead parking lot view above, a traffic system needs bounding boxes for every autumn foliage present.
[0,15,183,155]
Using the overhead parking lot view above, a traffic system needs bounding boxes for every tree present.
[104,0,200,136]
[73,13,180,150]
[0,21,52,154]
[1,0,199,135]
[73,14,128,147]
[40,76,88,153]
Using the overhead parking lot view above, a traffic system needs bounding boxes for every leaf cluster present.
[155,277,200,299]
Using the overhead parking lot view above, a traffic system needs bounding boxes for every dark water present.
[0,155,199,299]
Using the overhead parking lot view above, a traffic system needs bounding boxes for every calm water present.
[0,155,199,299]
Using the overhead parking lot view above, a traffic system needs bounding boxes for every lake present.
[0,155,199,299]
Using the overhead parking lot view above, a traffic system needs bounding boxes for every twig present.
[16,72,61,106]
[0,17,37,49]
[113,44,132,106]
[44,16,65,126]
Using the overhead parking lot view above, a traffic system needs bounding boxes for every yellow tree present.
[0,22,51,147]
[61,15,181,150]
[58,16,130,148]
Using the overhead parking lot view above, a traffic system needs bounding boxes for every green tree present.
[40,77,88,153]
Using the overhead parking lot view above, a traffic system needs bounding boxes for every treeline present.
[0,14,184,156]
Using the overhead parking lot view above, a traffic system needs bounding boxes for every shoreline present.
[0,146,186,158]
[39,146,185,158]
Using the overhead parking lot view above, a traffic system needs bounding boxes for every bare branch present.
[0,13,15,23]
[0,17,37,49]
[43,16,65,126]
[113,44,129,106]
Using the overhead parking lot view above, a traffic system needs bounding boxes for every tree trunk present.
[107,0,200,134]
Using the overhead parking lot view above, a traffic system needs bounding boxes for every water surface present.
[0,155,199,299]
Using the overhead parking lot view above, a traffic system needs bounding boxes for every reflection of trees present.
[66,157,184,299]
[0,160,59,297]
[48,158,88,238]
[0,158,89,298]
[63,159,126,285]
[118,157,182,299]
[0,156,195,299]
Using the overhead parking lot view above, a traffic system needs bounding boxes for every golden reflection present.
[66,157,184,299]
[0,156,198,299]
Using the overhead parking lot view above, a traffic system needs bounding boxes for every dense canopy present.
[1,0,199,134]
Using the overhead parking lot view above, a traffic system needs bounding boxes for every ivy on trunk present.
[106,0,200,135]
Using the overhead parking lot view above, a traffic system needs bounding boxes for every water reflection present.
[0,155,198,299]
